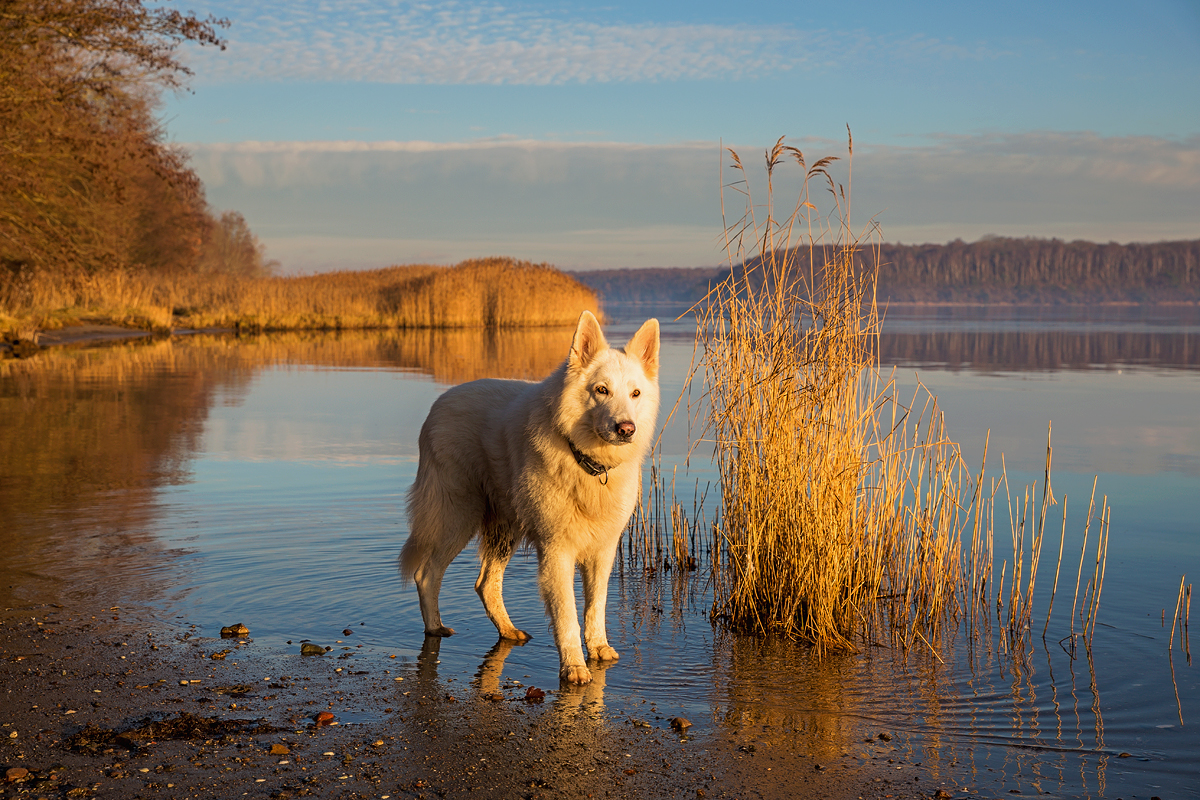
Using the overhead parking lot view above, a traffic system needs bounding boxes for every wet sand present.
[0,598,961,799]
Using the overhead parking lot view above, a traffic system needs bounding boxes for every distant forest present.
[573,238,1200,305]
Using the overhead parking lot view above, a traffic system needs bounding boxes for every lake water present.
[1,304,1197,798]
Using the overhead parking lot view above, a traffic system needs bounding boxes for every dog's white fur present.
[400,311,660,684]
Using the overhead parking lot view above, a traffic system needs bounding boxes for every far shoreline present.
[6,297,1200,359]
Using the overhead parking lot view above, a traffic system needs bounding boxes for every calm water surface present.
[1,305,1197,797]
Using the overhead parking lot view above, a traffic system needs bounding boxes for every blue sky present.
[164,0,1200,271]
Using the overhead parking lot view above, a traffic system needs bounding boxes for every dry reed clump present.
[701,136,963,651]
[0,257,599,336]
[699,136,1109,655]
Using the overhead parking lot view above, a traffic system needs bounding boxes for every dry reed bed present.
[675,136,1112,656]
[1,257,599,335]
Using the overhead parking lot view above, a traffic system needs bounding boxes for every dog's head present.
[561,310,660,451]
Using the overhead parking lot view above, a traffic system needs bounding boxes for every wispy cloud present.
[185,0,998,84]
[186,132,1200,271]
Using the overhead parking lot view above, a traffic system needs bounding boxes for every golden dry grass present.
[697,136,1107,654]
[0,257,600,336]
[700,136,965,650]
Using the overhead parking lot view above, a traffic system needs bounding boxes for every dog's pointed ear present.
[569,310,608,370]
[624,318,660,379]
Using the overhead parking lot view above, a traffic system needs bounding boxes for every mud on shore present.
[0,600,963,800]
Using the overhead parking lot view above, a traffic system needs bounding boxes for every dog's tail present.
[398,541,420,586]
[398,504,428,586]
[398,462,442,584]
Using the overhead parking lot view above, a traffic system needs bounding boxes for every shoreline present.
[34,324,162,347]
[6,295,1200,356]
[1,324,232,358]
[581,297,1200,308]
[1,596,956,799]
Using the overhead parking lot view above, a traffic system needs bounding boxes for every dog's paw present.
[590,644,620,662]
[425,626,455,637]
[500,628,533,642]
[559,664,592,685]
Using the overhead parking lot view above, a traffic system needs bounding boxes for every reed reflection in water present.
[608,558,1126,796]
[0,327,575,611]
[1,338,240,609]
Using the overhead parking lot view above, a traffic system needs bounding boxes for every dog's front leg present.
[581,550,619,662]
[538,549,590,684]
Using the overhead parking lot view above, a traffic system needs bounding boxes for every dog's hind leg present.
[476,525,532,641]
[403,464,481,637]
[413,553,457,637]
[581,545,620,662]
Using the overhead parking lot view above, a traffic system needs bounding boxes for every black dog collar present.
[565,436,609,483]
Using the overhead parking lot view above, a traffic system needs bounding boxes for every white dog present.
[400,311,660,684]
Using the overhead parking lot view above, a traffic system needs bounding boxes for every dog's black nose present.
[615,421,636,438]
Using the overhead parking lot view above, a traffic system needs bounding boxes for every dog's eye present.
[631,389,640,398]
[595,385,609,395]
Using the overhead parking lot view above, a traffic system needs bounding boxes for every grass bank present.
[0,257,600,338]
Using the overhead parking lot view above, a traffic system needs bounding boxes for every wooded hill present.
[1,0,274,320]
[573,238,1200,305]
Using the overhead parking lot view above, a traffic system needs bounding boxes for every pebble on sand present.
[300,643,326,656]
[315,711,335,726]
[220,623,250,638]
[270,744,290,755]
[5,767,29,782]
[670,717,693,731]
